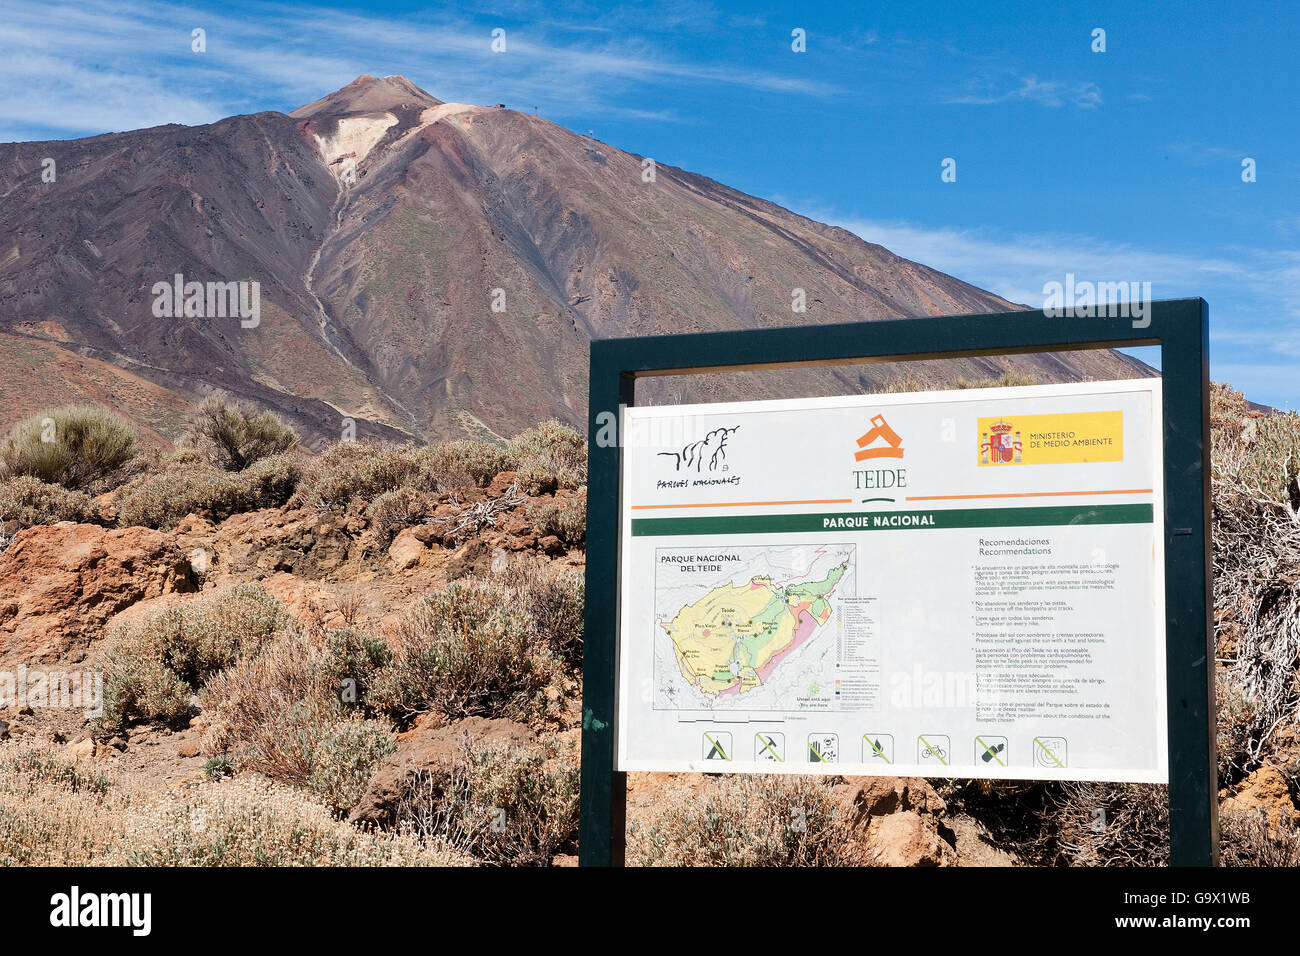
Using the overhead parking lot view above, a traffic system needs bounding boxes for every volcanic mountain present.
[0,75,1147,445]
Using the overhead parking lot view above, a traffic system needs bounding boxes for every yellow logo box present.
[977,410,1123,466]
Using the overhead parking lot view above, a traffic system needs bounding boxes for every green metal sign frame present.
[580,298,1216,867]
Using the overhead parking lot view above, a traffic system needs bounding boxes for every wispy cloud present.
[0,0,838,141]
[948,73,1102,109]
[810,212,1300,403]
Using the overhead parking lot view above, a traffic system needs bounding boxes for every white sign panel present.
[616,379,1167,782]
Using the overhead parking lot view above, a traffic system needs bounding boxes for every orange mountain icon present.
[855,414,904,461]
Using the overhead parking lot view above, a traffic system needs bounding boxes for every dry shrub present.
[501,558,584,667]
[415,439,512,490]
[1210,382,1300,781]
[370,579,557,722]
[367,486,437,543]
[100,584,296,727]
[183,396,299,471]
[114,452,300,529]
[0,405,136,491]
[508,420,587,490]
[395,736,579,866]
[0,746,124,865]
[627,774,861,866]
[290,440,419,512]
[954,371,1041,389]
[1034,781,1169,866]
[199,627,395,812]
[0,475,103,526]
[1221,808,1300,866]
[526,497,586,545]
[0,742,469,866]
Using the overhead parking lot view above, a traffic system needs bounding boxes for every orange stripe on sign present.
[630,498,854,510]
[905,488,1153,502]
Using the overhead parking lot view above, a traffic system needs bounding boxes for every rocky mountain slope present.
[0,75,1148,446]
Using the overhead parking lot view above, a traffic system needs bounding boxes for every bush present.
[395,736,579,866]
[117,777,467,866]
[198,625,396,811]
[318,627,392,709]
[100,585,296,727]
[1033,781,1169,866]
[628,775,862,866]
[1221,808,1300,866]
[954,371,1041,390]
[508,420,587,490]
[0,742,467,866]
[502,559,584,667]
[291,441,419,512]
[526,497,586,545]
[114,452,300,529]
[415,440,512,490]
[367,487,436,544]
[0,406,136,491]
[0,475,103,526]
[371,581,556,722]
[183,397,299,471]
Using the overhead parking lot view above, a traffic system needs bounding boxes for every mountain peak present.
[291,74,442,120]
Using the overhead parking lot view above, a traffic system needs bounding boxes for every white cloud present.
[815,212,1300,404]
[0,0,837,141]
[948,74,1102,109]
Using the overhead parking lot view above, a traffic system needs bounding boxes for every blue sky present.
[2,0,1297,406]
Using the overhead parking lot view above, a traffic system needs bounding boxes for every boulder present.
[833,776,955,867]
[864,810,957,867]
[0,523,196,665]
[1221,765,1299,828]
[388,527,427,572]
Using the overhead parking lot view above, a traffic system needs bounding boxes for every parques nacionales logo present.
[657,425,738,473]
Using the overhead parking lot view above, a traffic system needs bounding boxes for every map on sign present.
[653,544,856,711]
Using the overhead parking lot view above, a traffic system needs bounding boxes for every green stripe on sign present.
[631,503,1153,537]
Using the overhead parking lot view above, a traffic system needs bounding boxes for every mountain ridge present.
[0,74,1149,446]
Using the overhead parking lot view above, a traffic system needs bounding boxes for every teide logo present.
[50,886,151,936]
[151,273,260,328]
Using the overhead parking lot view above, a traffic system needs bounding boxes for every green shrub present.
[507,420,587,490]
[396,736,580,866]
[307,714,397,812]
[183,397,299,471]
[319,627,392,710]
[0,476,103,526]
[100,585,295,727]
[526,498,586,544]
[371,581,555,721]
[114,452,299,529]
[291,441,419,512]
[0,406,136,490]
